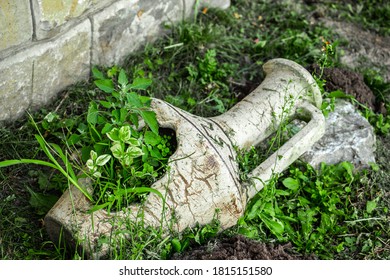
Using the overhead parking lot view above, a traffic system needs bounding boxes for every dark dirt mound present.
[171,235,316,260]
[307,65,386,113]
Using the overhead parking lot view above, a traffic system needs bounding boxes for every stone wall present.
[0,0,230,123]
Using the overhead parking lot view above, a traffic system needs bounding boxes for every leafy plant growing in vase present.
[0,67,175,214]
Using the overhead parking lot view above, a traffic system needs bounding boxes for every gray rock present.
[300,99,376,169]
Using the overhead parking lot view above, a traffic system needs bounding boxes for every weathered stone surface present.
[32,19,91,108]
[0,53,33,122]
[300,99,376,169]
[91,0,183,66]
[0,19,91,122]
[32,0,114,39]
[0,0,33,52]
[201,0,231,9]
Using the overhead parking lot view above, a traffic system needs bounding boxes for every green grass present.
[1,0,389,260]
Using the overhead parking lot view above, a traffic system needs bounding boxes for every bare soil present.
[172,235,316,260]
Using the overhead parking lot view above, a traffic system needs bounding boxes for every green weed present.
[237,160,389,259]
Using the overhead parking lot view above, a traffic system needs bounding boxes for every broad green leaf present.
[278,215,298,223]
[259,213,284,236]
[99,100,112,109]
[101,123,113,135]
[118,69,128,87]
[129,113,139,128]
[149,147,162,159]
[328,90,353,99]
[81,146,93,162]
[67,134,80,145]
[94,79,114,93]
[246,198,263,220]
[144,131,161,146]
[87,101,99,125]
[140,110,159,135]
[275,189,290,196]
[262,202,276,217]
[129,77,152,90]
[139,95,152,106]
[341,161,354,181]
[27,187,58,215]
[107,127,120,142]
[366,200,377,214]
[171,238,182,252]
[77,123,88,135]
[282,177,300,191]
[119,108,127,123]
[92,67,105,80]
[111,109,121,123]
[238,225,258,239]
[126,92,143,108]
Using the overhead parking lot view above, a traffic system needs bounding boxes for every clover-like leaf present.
[122,154,133,166]
[126,146,144,158]
[90,150,98,161]
[126,137,140,146]
[95,154,112,166]
[92,171,102,178]
[107,127,120,142]
[118,126,132,143]
[110,143,124,159]
[86,158,95,171]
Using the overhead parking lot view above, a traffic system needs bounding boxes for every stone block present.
[32,19,91,108]
[0,19,91,122]
[0,0,33,52]
[300,99,376,169]
[0,53,33,122]
[31,0,114,39]
[91,0,184,66]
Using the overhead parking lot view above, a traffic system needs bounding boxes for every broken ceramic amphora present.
[45,58,325,258]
